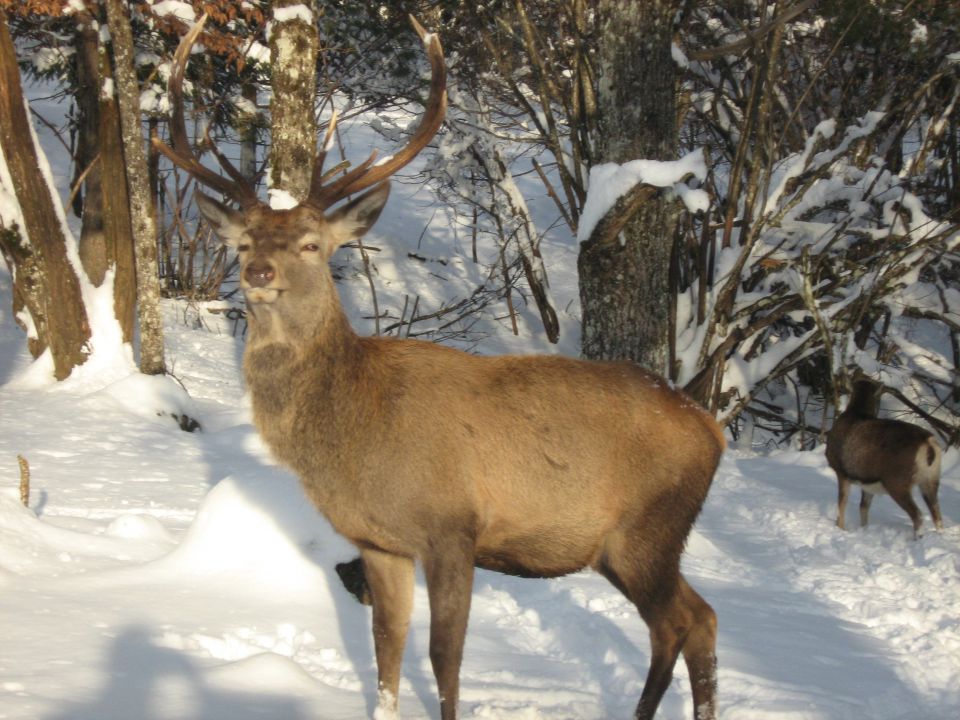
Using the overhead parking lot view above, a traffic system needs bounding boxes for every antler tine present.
[151,15,260,209]
[306,16,447,210]
[307,108,363,197]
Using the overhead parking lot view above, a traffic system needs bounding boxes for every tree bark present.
[73,8,137,343]
[73,15,106,273]
[104,0,165,374]
[239,80,260,183]
[268,0,318,203]
[0,10,91,380]
[578,0,680,373]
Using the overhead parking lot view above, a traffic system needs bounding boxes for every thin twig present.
[356,237,380,336]
[64,151,101,216]
[532,158,574,233]
[406,295,420,339]
[500,243,519,336]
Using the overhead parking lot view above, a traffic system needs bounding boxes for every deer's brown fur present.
[826,379,943,538]
[161,16,723,720]
[197,188,724,719]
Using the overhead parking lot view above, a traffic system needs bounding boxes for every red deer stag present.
[827,379,943,539]
[156,16,724,720]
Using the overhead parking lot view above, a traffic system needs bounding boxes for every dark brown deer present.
[826,379,943,539]
[156,17,724,720]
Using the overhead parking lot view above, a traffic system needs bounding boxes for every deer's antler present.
[152,15,260,210]
[304,16,447,210]
[154,15,446,212]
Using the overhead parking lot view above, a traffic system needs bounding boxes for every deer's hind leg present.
[919,478,943,530]
[677,576,718,719]
[887,484,924,538]
[597,534,717,720]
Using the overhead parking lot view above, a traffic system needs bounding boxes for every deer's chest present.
[297,470,422,556]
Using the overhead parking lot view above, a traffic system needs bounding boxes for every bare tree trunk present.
[0,10,91,380]
[104,0,165,374]
[74,15,107,281]
[239,80,259,183]
[268,0,318,202]
[73,8,137,343]
[578,0,680,373]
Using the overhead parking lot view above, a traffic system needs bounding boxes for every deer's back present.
[827,415,938,483]
[378,338,723,471]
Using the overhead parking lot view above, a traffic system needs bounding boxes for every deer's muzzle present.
[244,261,276,288]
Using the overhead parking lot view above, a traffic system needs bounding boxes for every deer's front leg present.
[423,536,475,720]
[361,547,414,716]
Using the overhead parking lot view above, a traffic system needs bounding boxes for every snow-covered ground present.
[0,283,958,720]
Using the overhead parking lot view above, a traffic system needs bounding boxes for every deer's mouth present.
[244,287,284,304]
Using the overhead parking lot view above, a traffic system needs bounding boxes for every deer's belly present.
[474,528,600,579]
[473,552,585,579]
[855,479,888,495]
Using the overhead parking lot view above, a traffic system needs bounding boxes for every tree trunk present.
[104,0,165,374]
[268,0,318,203]
[0,10,91,380]
[73,15,105,274]
[73,8,137,343]
[578,0,680,373]
[239,80,260,183]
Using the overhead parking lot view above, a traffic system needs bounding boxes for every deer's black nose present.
[244,261,276,288]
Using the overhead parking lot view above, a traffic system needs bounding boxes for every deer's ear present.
[327,182,391,242]
[196,192,246,247]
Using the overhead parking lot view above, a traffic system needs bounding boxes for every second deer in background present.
[826,379,943,539]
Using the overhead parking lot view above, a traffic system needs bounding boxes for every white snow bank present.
[102,371,199,426]
[154,474,332,594]
[105,513,172,542]
[0,488,174,576]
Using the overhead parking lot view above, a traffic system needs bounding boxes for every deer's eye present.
[301,243,321,253]
[237,244,250,253]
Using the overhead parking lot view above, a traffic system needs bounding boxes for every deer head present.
[190,186,391,341]
[153,14,446,336]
